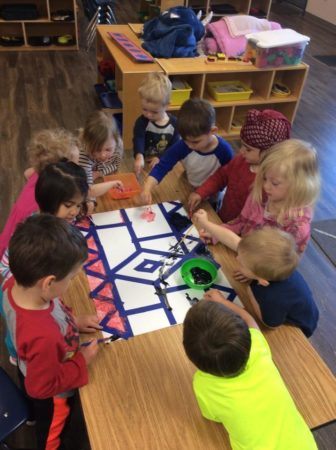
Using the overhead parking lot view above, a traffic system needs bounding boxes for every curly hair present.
[28,129,79,173]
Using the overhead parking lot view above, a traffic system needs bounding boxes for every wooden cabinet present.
[0,0,78,51]
[157,57,308,140]
[96,24,308,148]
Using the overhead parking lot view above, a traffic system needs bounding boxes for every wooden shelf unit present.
[186,0,272,17]
[0,0,78,51]
[96,24,308,147]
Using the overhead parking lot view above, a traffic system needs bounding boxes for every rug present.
[313,55,336,67]
[311,219,336,266]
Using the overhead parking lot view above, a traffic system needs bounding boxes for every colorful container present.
[245,28,310,68]
[207,80,253,102]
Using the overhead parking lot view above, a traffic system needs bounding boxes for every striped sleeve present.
[78,152,94,185]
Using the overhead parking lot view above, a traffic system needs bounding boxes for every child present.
[183,295,317,449]
[133,73,180,176]
[1,214,101,450]
[188,109,291,222]
[193,211,318,337]
[0,160,90,364]
[78,110,124,203]
[0,128,80,259]
[140,98,233,205]
[225,139,320,254]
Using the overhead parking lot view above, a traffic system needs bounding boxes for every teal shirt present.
[193,328,317,450]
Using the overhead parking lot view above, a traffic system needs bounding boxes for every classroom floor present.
[1,1,335,449]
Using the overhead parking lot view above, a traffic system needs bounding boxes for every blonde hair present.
[238,227,299,281]
[28,129,79,173]
[138,73,172,106]
[81,110,120,156]
[252,139,320,222]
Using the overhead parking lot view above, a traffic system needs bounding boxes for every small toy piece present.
[206,55,217,63]
[217,52,226,60]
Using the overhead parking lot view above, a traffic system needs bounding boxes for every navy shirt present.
[250,270,319,337]
[133,114,179,159]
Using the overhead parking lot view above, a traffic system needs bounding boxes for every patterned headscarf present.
[240,109,291,151]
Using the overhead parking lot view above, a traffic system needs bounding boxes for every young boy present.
[140,98,233,204]
[192,209,319,337]
[133,73,180,176]
[1,214,101,450]
[183,295,317,449]
[188,109,291,222]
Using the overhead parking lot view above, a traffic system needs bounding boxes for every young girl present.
[198,139,320,255]
[188,109,291,222]
[0,160,90,364]
[0,128,80,259]
[79,110,124,205]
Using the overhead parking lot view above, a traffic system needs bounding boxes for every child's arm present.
[204,289,259,329]
[189,163,230,213]
[193,209,241,251]
[133,117,146,176]
[139,175,158,205]
[89,180,124,198]
[24,167,36,180]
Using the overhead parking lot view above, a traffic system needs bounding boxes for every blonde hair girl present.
[78,110,124,203]
[224,139,320,254]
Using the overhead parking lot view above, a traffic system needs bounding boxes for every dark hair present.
[35,160,89,215]
[183,301,251,377]
[177,98,216,139]
[8,214,88,287]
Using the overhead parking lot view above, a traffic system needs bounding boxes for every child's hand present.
[111,180,124,191]
[188,192,202,214]
[86,200,96,215]
[199,228,214,245]
[204,289,226,303]
[80,339,99,365]
[192,209,209,228]
[139,188,152,206]
[134,154,145,177]
[76,314,103,333]
[24,167,35,180]
[233,270,252,284]
[148,157,160,171]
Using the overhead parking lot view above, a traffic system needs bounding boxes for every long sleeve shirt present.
[2,277,88,399]
[224,193,313,254]
[133,114,179,159]
[195,154,256,223]
[150,136,233,187]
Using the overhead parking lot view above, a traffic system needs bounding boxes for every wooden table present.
[65,163,336,449]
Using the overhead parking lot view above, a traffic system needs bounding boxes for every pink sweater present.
[0,173,39,259]
[225,193,313,254]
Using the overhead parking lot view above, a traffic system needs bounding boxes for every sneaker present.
[9,355,18,366]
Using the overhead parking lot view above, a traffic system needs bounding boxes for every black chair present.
[0,367,29,450]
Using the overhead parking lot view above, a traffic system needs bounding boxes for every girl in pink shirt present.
[225,139,320,254]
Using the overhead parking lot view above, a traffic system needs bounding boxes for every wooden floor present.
[1,2,335,449]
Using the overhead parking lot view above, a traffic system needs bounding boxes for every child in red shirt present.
[2,215,100,450]
[188,109,291,222]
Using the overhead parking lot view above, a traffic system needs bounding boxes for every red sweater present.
[195,154,256,223]
[2,277,88,399]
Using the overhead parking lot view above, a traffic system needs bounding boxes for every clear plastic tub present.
[245,29,310,68]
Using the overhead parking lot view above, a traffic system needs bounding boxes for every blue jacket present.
[142,7,205,58]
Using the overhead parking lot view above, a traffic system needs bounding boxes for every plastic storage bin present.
[170,79,192,106]
[104,173,141,200]
[207,81,253,102]
[245,28,310,68]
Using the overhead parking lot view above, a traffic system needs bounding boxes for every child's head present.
[81,110,120,162]
[138,73,172,121]
[183,300,251,377]
[28,129,80,173]
[8,214,88,293]
[177,99,216,151]
[240,109,291,165]
[237,227,299,284]
[252,139,320,215]
[35,160,89,222]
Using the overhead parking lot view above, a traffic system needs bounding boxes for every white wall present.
[307,0,336,25]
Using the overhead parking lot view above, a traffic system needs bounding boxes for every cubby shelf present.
[0,0,78,51]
